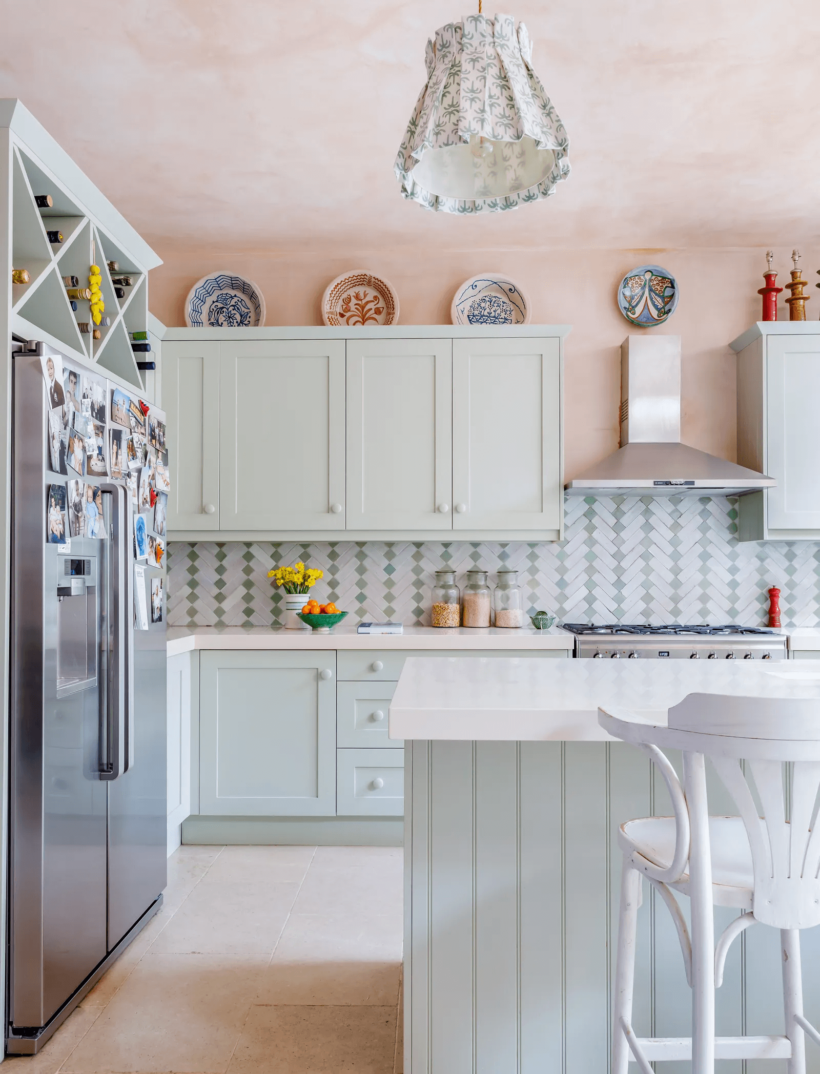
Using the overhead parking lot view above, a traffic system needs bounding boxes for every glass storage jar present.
[431,570,461,627]
[493,568,523,628]
[462,569,491,628]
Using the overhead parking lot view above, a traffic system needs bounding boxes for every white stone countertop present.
[788,628,820,650]
[166,624,575,657]
[388,657,820,742]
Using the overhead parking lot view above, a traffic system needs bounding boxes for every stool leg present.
[613,860,642,1074]
[782,929,807,1074]
[685,752,715,1074]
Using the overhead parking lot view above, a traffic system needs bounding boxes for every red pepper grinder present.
[767,586,781,628]
[758,251,783,321]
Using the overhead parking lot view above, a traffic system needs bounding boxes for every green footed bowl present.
[297,611,349,633]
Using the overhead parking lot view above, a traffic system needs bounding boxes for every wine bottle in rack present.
[129,330,149,341]
[114,286,125,298]
[111,276,133,287]
[107,260,119,272]
[62,274,79,287]
[70,301,78,312]
[77,323,91,334]
[92,329,101,340]
[12,269,31,285]
[99,316,111,327]
[34,194,53,209]
[46,230,63,244]
[66,287,92,300]
[131,343,151,353]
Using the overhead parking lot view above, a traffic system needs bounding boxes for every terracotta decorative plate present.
[617,264,678,327]
[321,271,400,327]
[451,274,530,325]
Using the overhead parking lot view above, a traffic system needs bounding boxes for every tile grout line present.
[265,845,318,970]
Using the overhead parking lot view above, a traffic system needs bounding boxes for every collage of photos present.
[41,356,168,624]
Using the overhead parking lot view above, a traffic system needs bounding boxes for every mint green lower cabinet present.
[199,651,337,817]
[791,651,818,659]
[337,748,404,816]
[336,681,401,748]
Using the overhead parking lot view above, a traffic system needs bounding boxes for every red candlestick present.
[758,251,782,321]
[767,586,781,628]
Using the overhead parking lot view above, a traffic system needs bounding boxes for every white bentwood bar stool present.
[600,693,820,1074]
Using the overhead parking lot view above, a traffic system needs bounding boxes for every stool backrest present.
[668,693,820,929]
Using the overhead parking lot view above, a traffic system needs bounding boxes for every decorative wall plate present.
[185,272,265,328]
[617,264,678,327]
[321,271,399,326]
[451,274,530,325]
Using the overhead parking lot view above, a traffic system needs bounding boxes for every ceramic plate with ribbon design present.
[617,264,678,327]
[185,272,265,328]
[451,274,530,325]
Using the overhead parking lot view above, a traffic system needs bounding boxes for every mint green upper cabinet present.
[346,339,453,530]
[162,341,221,530]
[219,340,346,530]
[452,337,562,535]
[199,651,337,817]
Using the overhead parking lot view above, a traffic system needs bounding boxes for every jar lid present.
[466,569,488,580]
[497,568,518,577]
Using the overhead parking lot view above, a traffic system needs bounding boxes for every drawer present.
[336,748,404,817]
[337,681,403,748]
[337,647,566,681]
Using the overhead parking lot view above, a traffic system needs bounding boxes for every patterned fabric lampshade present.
[395,13,570,214]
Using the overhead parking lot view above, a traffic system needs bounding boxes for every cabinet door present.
[162,341,220,530]
[220,341,345,530]
[346,339,452,530]
[766,335,820,530]
[199,651,336,817]
[453,338,561,532]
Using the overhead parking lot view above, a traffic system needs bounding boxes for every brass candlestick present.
[785,249,810,321]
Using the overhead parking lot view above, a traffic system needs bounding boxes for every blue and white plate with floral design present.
[185,272,265,328]
[451,274,530,326]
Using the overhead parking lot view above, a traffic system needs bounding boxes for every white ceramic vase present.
[283,592,309,630]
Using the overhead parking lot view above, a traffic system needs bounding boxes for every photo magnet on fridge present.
[128,397,146,435]
[67,479,85,537]
[155,450,170,494]
[151,577,163,623]
[84,421,108,479]
[67,426,86,477]
[126,470,138,507]
[110,429,125,480]
[134,565,149,630]
[47,485,66,544]
[139,460,153,511]
[47,408,68,475]
[111,388,131,429]
[134,514,148,559]
[149,418,166,452]
[81,371,107,425]
[40,353,65,410]
[83,486,107,539]
[64,363,82,423]
[153,491,167,537]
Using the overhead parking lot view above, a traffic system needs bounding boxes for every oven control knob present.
[707,652,717,659]
[690,652,699,659]
[628,651,637,658]
[725,652,735,659]
[744,653,754,659]
[762,653,771,659]
[610,652,621,659]
[593,652,605,658]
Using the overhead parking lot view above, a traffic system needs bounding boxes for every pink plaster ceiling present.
[3,0,820,256]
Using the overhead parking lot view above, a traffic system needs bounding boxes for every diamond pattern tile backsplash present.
[167,496,820,629]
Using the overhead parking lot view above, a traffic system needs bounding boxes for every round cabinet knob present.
[370,778,384,791]
[330,503,343,514]
[437,503,450,514]
[319,668,333,680]
[370,660,384,673]
[371,710,385,722]
[455,503,467,514]
[203,504,216,515]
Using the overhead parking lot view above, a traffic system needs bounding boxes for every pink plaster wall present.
[4,2,820,480]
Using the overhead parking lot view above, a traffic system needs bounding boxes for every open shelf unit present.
[2,100,161,393]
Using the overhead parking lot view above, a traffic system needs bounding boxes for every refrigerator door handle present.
[98,484,132,780]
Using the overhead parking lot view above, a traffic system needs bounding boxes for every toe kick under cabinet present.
[173,648,568,844]
[162,327,568,542]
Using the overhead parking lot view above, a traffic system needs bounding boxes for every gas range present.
[562,623,787,660]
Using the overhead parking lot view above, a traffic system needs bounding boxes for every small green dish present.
[298,610,349,633]
[530,611,556,631]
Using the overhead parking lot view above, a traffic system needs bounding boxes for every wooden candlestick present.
[785,249,810,320]
[757,251,783,321]
[767,586,781,628]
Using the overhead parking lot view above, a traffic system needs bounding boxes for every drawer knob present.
[372,709,385,722]
[437,503,449,514]
[370,660,384,673]
[203,503,216,515]
[455,503,467,514]
[330,503,343,514]
[319,668,333,681]
[370,778,384,790]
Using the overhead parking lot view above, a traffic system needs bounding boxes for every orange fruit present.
[301,604,311,614]
[325,603,338,613]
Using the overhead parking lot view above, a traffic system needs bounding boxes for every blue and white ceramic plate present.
[451,274,530,326]
[185,272,265,328]
[617,264,678,327]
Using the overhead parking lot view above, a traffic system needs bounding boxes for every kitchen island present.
[391,657,820,1074]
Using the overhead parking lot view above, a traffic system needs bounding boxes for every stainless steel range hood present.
[565,335,775,496]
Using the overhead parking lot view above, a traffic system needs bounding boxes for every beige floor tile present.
[292,865,403,918]
[256,912,402,1005]
[63,953,263,1074]
[226,1004,397,1074]
[3,1005,103,1074]
[202,845,315,885]
[80,904,173,1008]
[151,881,300,956]
[162,846,225,913]
[310,846,402,870]
[393,980,403,1074]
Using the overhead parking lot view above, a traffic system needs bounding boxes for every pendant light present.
[394,6,570,214]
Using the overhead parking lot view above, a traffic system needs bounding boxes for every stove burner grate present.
[562,623,777,637]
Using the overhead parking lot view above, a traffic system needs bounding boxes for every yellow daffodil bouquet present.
[267,561,323,595]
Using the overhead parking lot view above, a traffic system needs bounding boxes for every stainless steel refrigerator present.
[7,340,167,1054]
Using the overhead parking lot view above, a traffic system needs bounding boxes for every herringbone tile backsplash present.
[167,496,820,629]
